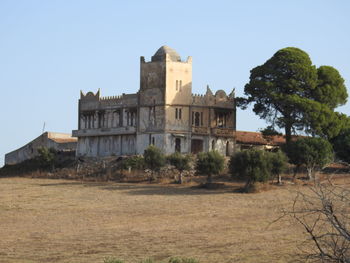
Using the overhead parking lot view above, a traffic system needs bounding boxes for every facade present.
[5,132,77,165]
[72,46,236,157]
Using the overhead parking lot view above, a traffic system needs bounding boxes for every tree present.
[283,137,333,180]
[143,145,165,180]
[268,150,288,184]
[229,149,272,188]
[285,182,350,262]
[312,66,347,110]
[167,152,191,184]
[331,129,350,163]
[37,147,57,171]
[240,47,348,143]
[196,151,225,184]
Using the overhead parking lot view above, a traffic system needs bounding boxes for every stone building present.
[5,132,77,165]
[72,46,236,157]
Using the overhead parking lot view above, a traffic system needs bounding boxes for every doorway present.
[191,139,203,154]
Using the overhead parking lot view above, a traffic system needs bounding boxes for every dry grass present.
[0,176,348,263]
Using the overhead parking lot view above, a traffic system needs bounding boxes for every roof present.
[235,131,286,146]
[47,132,77,144]
[152,45,181,62]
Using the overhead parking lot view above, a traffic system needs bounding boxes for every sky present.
[1,0,350,166]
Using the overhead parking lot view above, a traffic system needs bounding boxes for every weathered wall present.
[5,132,77,165]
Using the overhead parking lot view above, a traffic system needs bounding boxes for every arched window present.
[195,112,200,127]
[212,140,215,150]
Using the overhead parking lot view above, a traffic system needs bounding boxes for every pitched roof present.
[235,131,286,146]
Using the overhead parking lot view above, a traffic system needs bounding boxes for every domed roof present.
[152,45,181,62]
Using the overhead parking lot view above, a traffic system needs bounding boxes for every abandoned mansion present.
[72,46,236,157]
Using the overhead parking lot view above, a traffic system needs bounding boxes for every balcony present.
[211,127,235,137]
[72,126,136,137]
[191,126,209,135]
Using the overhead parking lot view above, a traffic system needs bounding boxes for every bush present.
[103,258,124,263]
[283,137,333,180]
[168,257,199,263]
[268,150,288,184]
[196,151,225,183]
[121,155,145,170]
[143,145,166,180]
[229,149,271,185]
[36,147,57,170]
[167,152,191,183]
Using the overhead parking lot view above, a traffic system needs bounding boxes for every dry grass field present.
[0,176,348,263]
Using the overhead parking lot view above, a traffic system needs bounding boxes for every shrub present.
[196,151,225,183]
[283,137,333,180]
[167,152,191,183]
[139,259,155,263]
[143,145,166,180]
[103,257,124,263]
[36,147,57,170]
[268,150,288,184]
[229,149,271,185]
[121,155,145,170]
[168,257,199,263]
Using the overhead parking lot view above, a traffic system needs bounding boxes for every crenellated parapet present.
[191,86,235,108]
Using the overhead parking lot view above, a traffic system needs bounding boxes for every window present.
[179,80,182,91]
[176,80,182,91]
[175,108,182,120]
[176,80,178,91]
[152,137,155,145]
[200,112,203,126]
[194,112,200,126]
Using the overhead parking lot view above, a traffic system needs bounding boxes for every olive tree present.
[167,152,191,184]
[196,151,225,184]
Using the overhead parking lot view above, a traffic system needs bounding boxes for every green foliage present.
[283,137,333,179]
[196,151,225,177]
[313,66,348,109]
[268,150,288,177]
[121,155,145,170]
[139,259,155,263]
[260,125,282,137]
[168,257,199,263]
[36,147,57,169]
[103,257,125,263]
[331,129,350,163]
[167,152,191,172]
[229,149,272,183]
[240,47,348,142]
[143,145,166,172]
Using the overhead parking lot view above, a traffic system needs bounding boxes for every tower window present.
[179,80,182,91]
[176,80,178,91]
[175,108,182,120]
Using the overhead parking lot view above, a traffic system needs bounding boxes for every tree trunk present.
[307,167,313,181]
[285,123,292,145]
[293,165,300,181]
[277,174,282,185]
[178,171,183,184]
[207,174,212,184]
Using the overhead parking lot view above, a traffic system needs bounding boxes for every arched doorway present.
[226,141,230,156]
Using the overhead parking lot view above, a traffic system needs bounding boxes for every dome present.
[152,45,181,62]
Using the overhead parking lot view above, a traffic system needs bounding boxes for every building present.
[5,132,77,165]
[235,131,286,151]
[72,46,236,157]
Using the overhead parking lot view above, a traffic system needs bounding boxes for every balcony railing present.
[191,126,209,135]
[211,127,235,137]
[72,126,136,137]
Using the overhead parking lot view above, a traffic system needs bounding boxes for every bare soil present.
[0,176,348,263]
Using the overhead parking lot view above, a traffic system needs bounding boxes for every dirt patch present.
[0,176,349,263]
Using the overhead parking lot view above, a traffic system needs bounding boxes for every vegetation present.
[283,182,350,262]
[103,258,199,263]
[121,155,145,170]
[143,145,166,180]
[269,150,288,184]
[239,47,348,143]
[167,152,191,184]
[196,151,225,183]
[229,149,288,189]
[331,128,350,163]
[283,137,333,180]
[36,147,57,171]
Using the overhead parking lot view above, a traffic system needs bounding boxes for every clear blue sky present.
[1,0,350,166]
